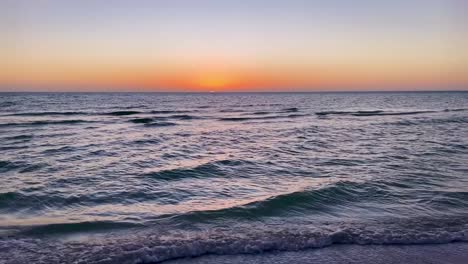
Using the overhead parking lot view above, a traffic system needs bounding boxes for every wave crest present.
[316,108,467,117]
[2,217,467,264]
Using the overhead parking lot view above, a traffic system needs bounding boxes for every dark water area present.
[0,92,468,263]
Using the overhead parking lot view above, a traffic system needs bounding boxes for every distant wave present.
[0,145,30,151]
[219,114,307,122]
[169,114,201,120]
[251,111,270,115]
[220,109,248,113]
[4,108,465,120]
[444,108,468,112]
[242,108,300,116]
[316,108,467,117]
[130,118,153,124]
[18,163,48,173]
[316,110,434,117]
[282,107,299,112]
[142,159,251,181]
[142,165,221,181]
[42,146,76,154]
[131,138,161,145]
[0,188,170,211]
[150,110,193,114]
[3,134,34,141]
[120,105,148,109]
[246,108,299,116]
[0,101,16,108]
[389,116,468,126]
[130,115,200,124]
[4,110,198,117]
[8,111,88,116]
[144,121,177,127]
[0,160,47,174]
[0,119,90,127]
[0,160,22,173]
[104,111,142,116]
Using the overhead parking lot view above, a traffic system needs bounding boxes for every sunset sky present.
[1,0,467,92]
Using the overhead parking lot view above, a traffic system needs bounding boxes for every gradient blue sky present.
[1,0,467,91]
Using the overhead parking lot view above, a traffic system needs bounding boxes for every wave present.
[105,111,142,116]
[248,109,299,116]
[130,118,153,124]
[444,108,468,112]
[131,115,200,124]
[144,121,177,127]
[8,111,87,116]
[3,134,34,141]
[0,188,170,211]
[120,105,148,109]
[16,221,141,236]
[219,114,307,122]
[0,160,22,173]
[0,191,60,210]
[0,160,46,173]
[42,146,76,154]
[142,159,250,181]
[131,138,161,145]
[168,114,201,120]
[389,116,468,126]
[2,217,467,264]
[150,110,192,114]
[0,119,90,127]
[242,108,300,116]
[316,108,468,117]
[5,178,463,220]
[0,101,16,108]
[316,110,436,117]
[251,111,270,115]
[4,110,201,117]
[174,180,390,221]
[130,117,177,127]
[135,219,467,263]
[18,163,48,173]
[0,146,30,151]
[283,107,299,112]
[220,109,248,113]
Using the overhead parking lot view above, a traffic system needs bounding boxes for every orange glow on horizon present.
[195,74,233,90]
[1,60,467,92]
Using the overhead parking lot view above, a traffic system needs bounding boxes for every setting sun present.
[195,74,234,90]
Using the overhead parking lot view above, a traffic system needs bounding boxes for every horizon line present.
[1,89,468,94]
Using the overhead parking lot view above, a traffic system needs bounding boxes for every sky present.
[1,0,467,92]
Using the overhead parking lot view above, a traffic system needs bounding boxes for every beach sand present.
[164,243,468,264]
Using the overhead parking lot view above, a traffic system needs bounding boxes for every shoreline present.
[163,243,468,264]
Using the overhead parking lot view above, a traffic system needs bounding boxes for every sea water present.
[0,92,467,263]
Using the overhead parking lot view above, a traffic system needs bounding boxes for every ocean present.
[0,92,467,263]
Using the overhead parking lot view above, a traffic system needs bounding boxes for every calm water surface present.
[1,92,468,263]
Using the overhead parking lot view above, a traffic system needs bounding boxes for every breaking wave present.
[1,217,467,264]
